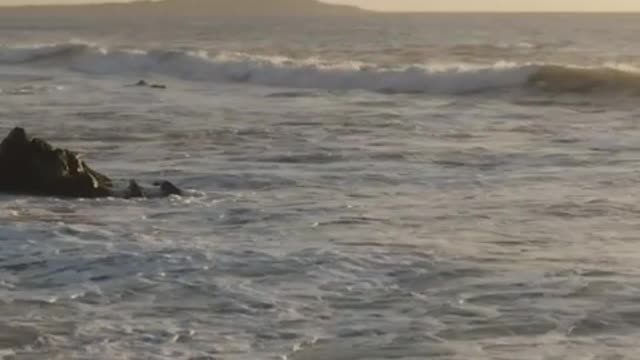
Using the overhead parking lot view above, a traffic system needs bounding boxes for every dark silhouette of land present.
[0,0,367,17]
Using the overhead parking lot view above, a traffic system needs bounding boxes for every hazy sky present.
[3,0,640,12]
[332,0,640,11]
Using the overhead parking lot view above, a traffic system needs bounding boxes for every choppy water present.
[2,12,640,360]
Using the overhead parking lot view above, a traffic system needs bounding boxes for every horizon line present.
[2,1,640,14]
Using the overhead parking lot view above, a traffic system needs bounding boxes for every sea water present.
[2,13,640,360]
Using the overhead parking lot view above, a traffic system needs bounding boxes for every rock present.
[157,180,182,196]
[133,80,167,89]
[0,127,182,198]
[126,179,144,198]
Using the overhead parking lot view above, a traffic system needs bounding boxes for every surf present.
[2,42,640,96]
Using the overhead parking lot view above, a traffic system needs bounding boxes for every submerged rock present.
[133,80,167,89]
[0,127,182,198]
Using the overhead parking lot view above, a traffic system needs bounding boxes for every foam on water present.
[3,42,640,95]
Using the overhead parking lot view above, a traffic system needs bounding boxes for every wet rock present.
[0,127,182,198]
[156,180,182,196]
[133,79,167,89]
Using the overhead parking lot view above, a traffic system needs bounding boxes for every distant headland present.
[0,0,368,16]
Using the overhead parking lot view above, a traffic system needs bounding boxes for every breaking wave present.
[2,42,640,95]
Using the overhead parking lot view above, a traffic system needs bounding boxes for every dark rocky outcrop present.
[0,127,182,199]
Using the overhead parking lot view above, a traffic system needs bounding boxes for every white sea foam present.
[3,42,640,95]
[0,42,536,94]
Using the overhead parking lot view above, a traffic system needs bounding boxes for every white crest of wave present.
[0,42,539,93]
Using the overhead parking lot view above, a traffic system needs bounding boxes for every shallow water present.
[2,13,640,360]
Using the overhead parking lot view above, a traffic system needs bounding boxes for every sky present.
[333,0,640,12]
[2,0,640,12]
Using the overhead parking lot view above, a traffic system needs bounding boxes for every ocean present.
[1,12,640,360]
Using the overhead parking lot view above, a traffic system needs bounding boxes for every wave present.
[527,64,640,94]
[1,42,640,95]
